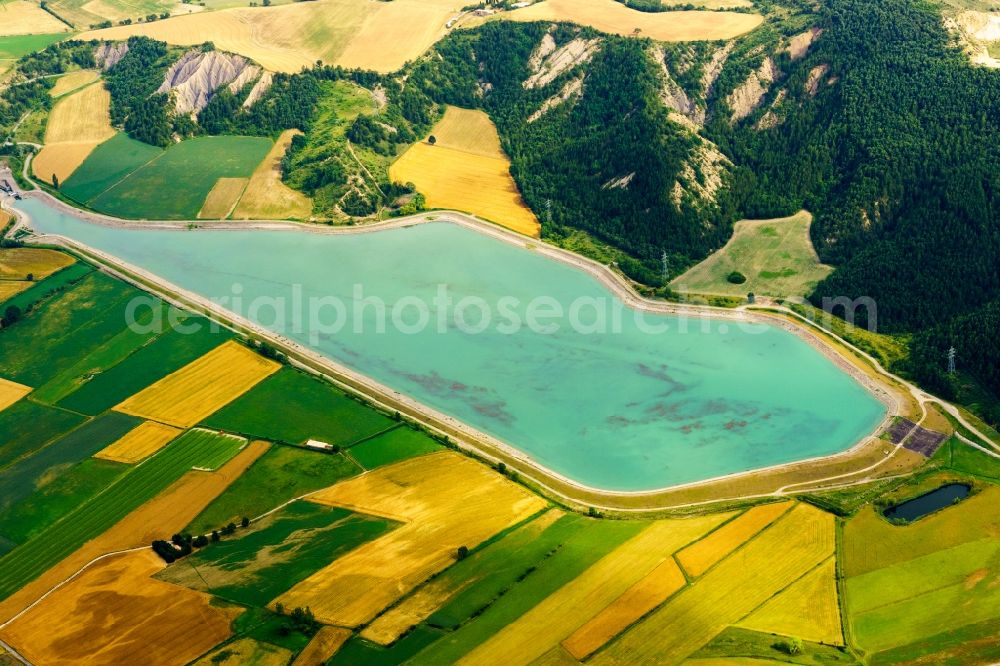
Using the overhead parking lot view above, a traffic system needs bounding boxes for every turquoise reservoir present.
[18,198,886,491]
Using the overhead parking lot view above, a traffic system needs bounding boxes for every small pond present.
[883,483,972,523]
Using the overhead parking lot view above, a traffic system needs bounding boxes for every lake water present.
[18,197,887,491]
[882,483,971,522]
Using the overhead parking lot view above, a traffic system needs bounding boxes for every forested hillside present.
[409,22,741,284]
[707,0,999,413]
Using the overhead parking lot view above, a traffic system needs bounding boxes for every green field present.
[0,428,246,601]
[79,135,272,219]
[842,486,1000,578]
[342,516,644,665]
[185,444,362,536]
[31,303,167,405]
[158,500,397,607]
[0,412,139,512]
[0,262,93,310]
[691,627,859,664]
[846,538,1000,653]
[670,211,833,298]
[0,458,128,545]
[58,319,231,414]
[60,133,163,205]
[203,368,395,447]
[0,33,65,60]
[349,426,443,470]
[0,271,139,386]
[0,399,84,471]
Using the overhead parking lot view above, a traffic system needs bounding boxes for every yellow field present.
[198,177,248,219]
[675,501,793,578]
[591,503,834,664]
[194,638,292,666]
[737,556,843,645]
[80,0,464,74]
[461,514,735,666]
[95,421,183,464]
[0,377,31,412]
[0,281,30,301]
[493,0,762,41]
[562,558,687,660]
[0,1,70,36]
[276,451,546,626]
[0,550,238,666]
[429,107,506,158]
[391,109,540,236]
[114,340,280,428]
[0,247,74,279]
[33,82,116,185]
[293,626,352,666]
[49,69,100,97]
[363,509,565,645]
[0,440,268,624]
[232,129,312,220]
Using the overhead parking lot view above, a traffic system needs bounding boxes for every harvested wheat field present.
[461,513,735,666]
[33,83,116,185]
[737,556,843,645]
[0,247,74,280]
[232,130,312,220]
[391,108,540,236]
[494,0,762,40]
[293,626,352,666]
[675,501,793,578]
[562,558,687,660]
[81,0,464,73]
[49,69,100,97]
[591,503,834,664]
[0,1,70,36]
[95,421,183,464]
[362,508,566,645]
[428,106,506,158]
[0,281,30,301]
[194,638,291,666]
[115,340,280,428]
[198,177,248,219]
[0,550,239,666]
[0,377,31,412]
[276,451,546,626]
[0,440,268,624]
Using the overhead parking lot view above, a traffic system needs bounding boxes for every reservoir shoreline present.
[6,189,913,511]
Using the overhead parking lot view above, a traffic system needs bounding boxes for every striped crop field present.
[0,429,246,602]
[115,340,280,428]
[591,504,835,664]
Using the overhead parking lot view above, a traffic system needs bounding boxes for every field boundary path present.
[2,173,994,512]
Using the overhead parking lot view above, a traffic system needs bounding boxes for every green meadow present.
[0,262,92,311]
[349,426,443,470]
[670,210,833,298]
[0,458,129,545]
[0,412,139,513]
[0,33,65,60]
[0,272,139,386]
[203,368,395,447]
[0,428,246,600]
[68,135,272,219]
[0,400,84,471]
[159,500,397,607]
[58,318,232,415]
[185,445,361,536]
